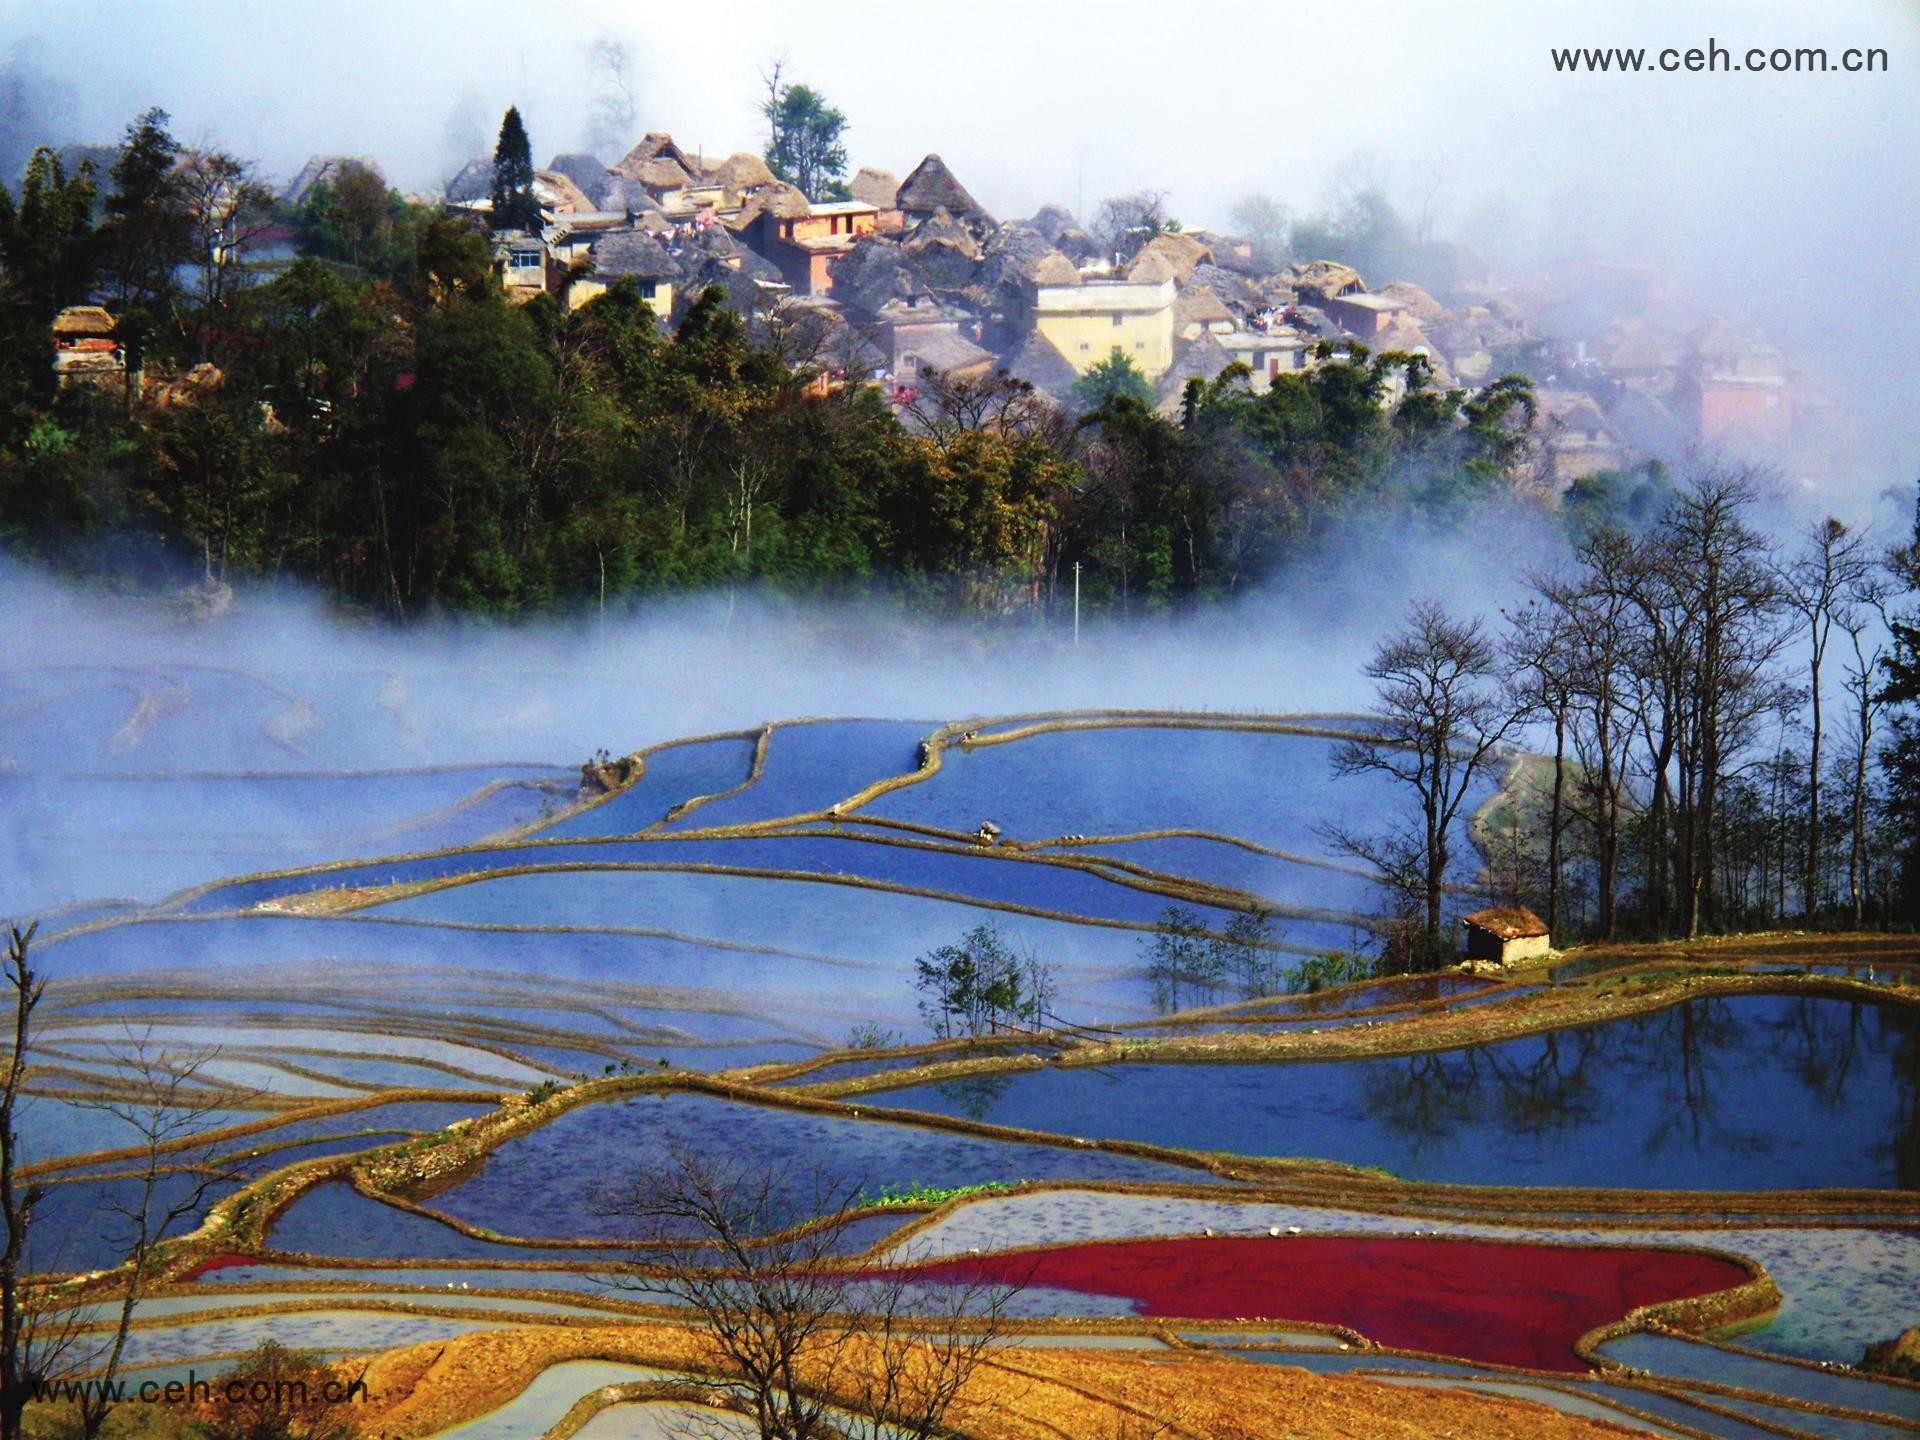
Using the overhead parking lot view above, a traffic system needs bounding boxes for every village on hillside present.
[48,122,1825,492]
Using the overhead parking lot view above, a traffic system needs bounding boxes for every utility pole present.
[1073,562,1081,647]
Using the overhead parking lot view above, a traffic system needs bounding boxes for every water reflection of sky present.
[877,995,1920,1191]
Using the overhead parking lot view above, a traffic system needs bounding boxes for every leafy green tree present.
[489,105,541,232]
[97,108,191,336]
[298,160,416,277]
[914,924,1054,1038]
[1217,907,1285,998]
[1141,904,1220,1013]
[760,66,848,202]
[1227,192,1289,270]
[0,148,98,325]
[1072,348,1154,414]
[1291,185,1415,281]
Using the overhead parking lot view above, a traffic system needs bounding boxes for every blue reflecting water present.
[661,719,928,828]
[432,1091,1227,1240]
[862,726,1487,864]
[878,995,1920,1190]
[540,736,757,837]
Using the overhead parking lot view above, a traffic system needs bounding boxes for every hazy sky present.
[6,0,1918,507]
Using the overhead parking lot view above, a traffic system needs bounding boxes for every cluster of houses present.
[43,131,1807,488]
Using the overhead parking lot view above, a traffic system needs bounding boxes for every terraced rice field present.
[9,671,1919,1440]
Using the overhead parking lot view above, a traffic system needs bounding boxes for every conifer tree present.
[489,106,540,232]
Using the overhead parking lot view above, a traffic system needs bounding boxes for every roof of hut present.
[591,230,681,281]
[848,166,900,208]
[900,329,995,376]
[534,170,596,214]
[1131,232,1212,283]
[1126,250,1176,285]
[612,132,693,182]
[1604,326,1673,373]
[443,156,493,203]
[904,208,982,260]
[1378,279,1451,324]
[53,305,117,338]
[1174,286,1234,327]
[998,329,1085,406]
[545,153,612,203]
[1028,204,1079,244]
[897,154,984,219]
[1282,259,1366,305]
[1186,262,1264,308]
[1462,906,1549,940]
[1155,333,1240,414]
[1053,228,1101,264]
[1025,250,1082,287]
[711,151,777,190]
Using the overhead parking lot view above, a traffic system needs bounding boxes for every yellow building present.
[1033,276,1177,378]
[564,229,679,320]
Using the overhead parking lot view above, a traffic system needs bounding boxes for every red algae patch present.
[180,1252,256,1281]
[915,1235,1750,1371]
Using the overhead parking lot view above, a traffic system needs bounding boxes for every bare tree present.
[176,148,276,351]
[1,924,44,1440]
[1091,191,1176,262]
[70,1032,246,1438]
[595,1142,1015,1440]
[1504,593,1576,939]
[586,37,637,157]
[1838,566,1896,926]
[1651,470,1797,935]
[1550,530,1644,940]
[1331,601,1522,954]
[1780,517,1877,918]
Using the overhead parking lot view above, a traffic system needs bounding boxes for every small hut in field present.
[1461,906,1551,964]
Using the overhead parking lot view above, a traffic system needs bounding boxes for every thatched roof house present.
[897,327,995,380]
[848,166,900,209]
[591,230,680,282]
[901,209,983,280]
[1028,204,1079,244]
[1175,285,1235,339]
[535,170,596,215]
[443,156,493,204]
[829,237,925,315]
[1461,906,1551,964]
[53,305,117,339]
[1025,251,1082,288]
[996,330,1084,409]
[612,133,696,192]
[1131,232,1212,284]
[711,152,777,191]
[1052,227,1102,265]
[1378,280,1451,325]
[1125,250,1176,285]
[1282,259,1366,306]
[897,154,989,225]
[1155,333,1239,414]
[545,153,612,206]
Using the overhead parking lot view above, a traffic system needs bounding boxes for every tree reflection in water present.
[1360,1027,1602,1164]
[933,1072,1015,1124]
[1359,996,1918,1182]
[1875,1005,1920,1189]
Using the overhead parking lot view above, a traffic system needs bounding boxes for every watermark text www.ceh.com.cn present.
[1552,39,1887,74]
